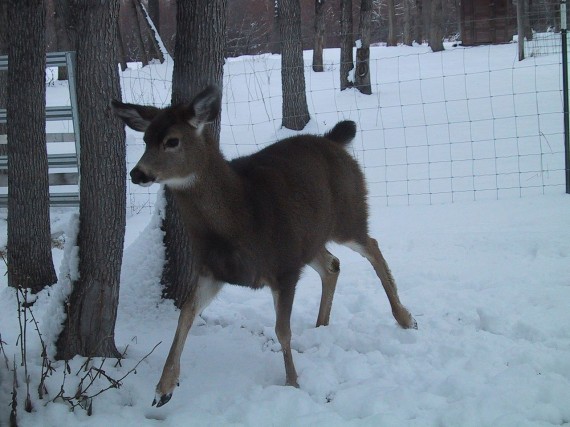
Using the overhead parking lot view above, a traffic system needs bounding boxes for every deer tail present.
[324,120,357,146]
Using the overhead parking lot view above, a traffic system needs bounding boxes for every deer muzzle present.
[130,166,156,187]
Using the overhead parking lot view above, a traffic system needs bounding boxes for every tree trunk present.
[279,0,310,130]
[0,0,8,143]
[340,0,353,91]
[147,0,160,34]
[54,0,71,80]
[516,0,525,60]
[312,0,326,72]
[271,0,281,54]
[128,0,149,66]
[415,0,423,44]
[428,0,444,52]
[387,0,397,46]
[523,0,532,41]
[7,0,57,292]
[354,0,372,94]
[56,0,125,359]
[403,0,413,46]
[162,0,227,308]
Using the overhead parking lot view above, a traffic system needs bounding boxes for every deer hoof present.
[152,392,172,407]
[286,379,300,388]
[409,316,418,330]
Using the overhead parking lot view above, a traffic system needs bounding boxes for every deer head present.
[112,85,222,190]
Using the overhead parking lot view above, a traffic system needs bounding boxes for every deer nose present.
[130,167,155,187]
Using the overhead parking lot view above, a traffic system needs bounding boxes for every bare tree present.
[279,0,310,130]
[312,0,326,72]
[415,0,423,43]
[56,0,125,359]
[515,0,532,61]
[340,0,354,90]
[403,0,414,45]
[147,0,159,33]
[428,0,444,52]
[387,0,397,46]
[53,0,75,80]
[161,0,227,307]
[7,0,57,292]
[354,0,372,94]
[0,0,7,142]
[271,0,281,54]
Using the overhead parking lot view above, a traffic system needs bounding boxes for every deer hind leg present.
[346,236,417,330]
[153,274,223,407]
[309,248,340,327]
[272,284,299,388]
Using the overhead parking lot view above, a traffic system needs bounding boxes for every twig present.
[0,333,9,370]
[86,341,161,401]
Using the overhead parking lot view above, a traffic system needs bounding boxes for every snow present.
[1,41,570,426]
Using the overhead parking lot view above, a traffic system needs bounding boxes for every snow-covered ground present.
[1,41,570,426]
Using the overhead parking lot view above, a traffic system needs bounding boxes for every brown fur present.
[112,86,416,407]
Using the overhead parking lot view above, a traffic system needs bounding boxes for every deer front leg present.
[153,275,223,407]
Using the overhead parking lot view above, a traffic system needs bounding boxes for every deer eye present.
[164,138,179,149]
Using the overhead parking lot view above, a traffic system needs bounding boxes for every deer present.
[112,85,417,407]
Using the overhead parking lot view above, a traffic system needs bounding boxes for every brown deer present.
[112,85,416,407]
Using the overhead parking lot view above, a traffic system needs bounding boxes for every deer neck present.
[170,151,247,238]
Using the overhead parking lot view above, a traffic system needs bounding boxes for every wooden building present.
[461,0,517,46]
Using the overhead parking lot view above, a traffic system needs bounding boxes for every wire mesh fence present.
[120,34,565,213]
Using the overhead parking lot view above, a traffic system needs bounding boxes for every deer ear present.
[187,85,222,130]
[111,100,160,132]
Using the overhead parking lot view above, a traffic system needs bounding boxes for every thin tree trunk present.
[312,0,326,72]
[516,0,525,60]
[0,0,8,143]
[387,0,397,46]
[403,0,413,46]
[456,0,462,41]
[128,0,149,66]
[162,0,227,308]
[354,0,372,94]
[415,0,423,44]
[54,0,70,80]
[523,0,532,40]
[340,0,353,90]
[147,0,159,34]
[429,0,444,52]
[271,0,281,54]
[279,0,310,130]
[56,0,125,359]
[7,0,57,292]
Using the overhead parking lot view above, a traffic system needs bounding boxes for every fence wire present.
[120,34,565,213]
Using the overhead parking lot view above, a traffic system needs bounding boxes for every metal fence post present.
[562,0,570,194]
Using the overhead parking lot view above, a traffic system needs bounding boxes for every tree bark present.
[128,0,149,66]
[7,0,57,292]
[271,0,281,54]
[162,0,227,308]
[387,0,397,46]
[312,0,326,72]
[415,0,424,44]
[428,0,444,52]
[0,0,8,142]
[54,0,72,80]
[56,0,125,359]
[147,0,160,34]
[279,0,310,130]
[516,0,525,60]
[403,0,413,46]
[339,0,353,90]
[354,0,372,94]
